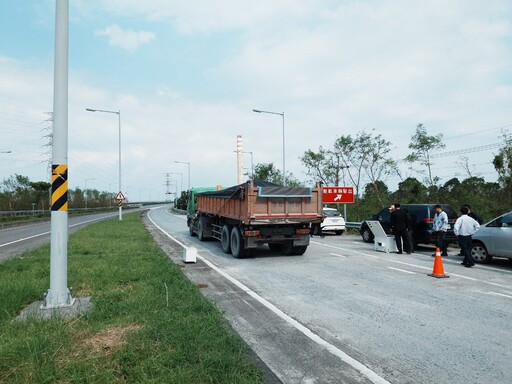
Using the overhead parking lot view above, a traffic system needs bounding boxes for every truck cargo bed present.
[196,180,323,225]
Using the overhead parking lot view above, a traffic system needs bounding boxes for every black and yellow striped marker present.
[51,164,68,211]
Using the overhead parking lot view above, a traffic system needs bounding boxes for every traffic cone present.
[428,247,449,278]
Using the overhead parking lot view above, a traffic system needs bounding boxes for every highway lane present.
[148,205,512,384]
[0,211,124,262]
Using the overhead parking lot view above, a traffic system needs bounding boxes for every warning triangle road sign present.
[115,191,126,201]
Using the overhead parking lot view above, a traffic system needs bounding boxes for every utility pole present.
[43,0,74,309]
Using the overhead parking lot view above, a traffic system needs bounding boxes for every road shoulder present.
[143,212,374,384]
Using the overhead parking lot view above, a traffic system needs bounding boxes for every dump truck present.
[187,180,323,258]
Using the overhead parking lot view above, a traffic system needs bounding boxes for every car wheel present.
[335,230,344,236]
[471,242,492,263]
[362,228,374,243]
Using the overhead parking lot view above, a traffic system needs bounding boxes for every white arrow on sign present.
[334,194,342,202]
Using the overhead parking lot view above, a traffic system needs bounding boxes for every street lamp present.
[84,177,94,210]
[86,107,122,220]
[253,109,285,185]
[175,161,190,190]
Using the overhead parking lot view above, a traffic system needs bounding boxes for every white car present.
[471,211,512,263]
[320,207,346,235]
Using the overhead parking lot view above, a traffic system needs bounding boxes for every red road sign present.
[322,186,354,203]
[114,191,126,201]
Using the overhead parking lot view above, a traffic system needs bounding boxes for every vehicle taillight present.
[244,230,260,237]
[296,228,310,235]
[424,218,433,223]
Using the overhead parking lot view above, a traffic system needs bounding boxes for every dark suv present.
[360,204,458,248]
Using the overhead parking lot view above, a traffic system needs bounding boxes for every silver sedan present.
[471,211,512,263]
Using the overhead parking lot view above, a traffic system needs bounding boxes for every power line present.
[430,143,504,158]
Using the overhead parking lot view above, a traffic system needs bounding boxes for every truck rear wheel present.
[188,219,196,236]
[268,243,281,251]
[281,241,294,255]
[197,220,207,242]
[230,227,247,258]
[281,241,307,256]
[292,245,308,255]
[221,225,232,254]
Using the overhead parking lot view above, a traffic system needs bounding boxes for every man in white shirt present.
[433,204,449,256]
[454,206,480,268]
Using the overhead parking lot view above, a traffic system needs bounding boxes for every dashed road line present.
[388,267,416,274]
[311,241,512,290]
[485,291,512,300]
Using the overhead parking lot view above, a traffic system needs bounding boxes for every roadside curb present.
[142,211,283,384]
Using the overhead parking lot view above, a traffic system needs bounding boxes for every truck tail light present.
[244,230,260,237]
[296,228,310,235]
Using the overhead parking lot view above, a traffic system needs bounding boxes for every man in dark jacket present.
[390,203,411,254]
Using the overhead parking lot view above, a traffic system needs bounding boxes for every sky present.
[1,0,511,202]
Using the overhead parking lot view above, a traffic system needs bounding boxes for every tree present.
[253,163,303,187]
[493,131,512,186]
[300,146,348,186]
[1,174,32,210]
[360,180,391,218]
[392,177,428,203]
[30,181,51,210]
[405,124,445,188]
[358,130,396,207]
[176,191,188,210]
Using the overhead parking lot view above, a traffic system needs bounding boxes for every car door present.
[493,213,512,257]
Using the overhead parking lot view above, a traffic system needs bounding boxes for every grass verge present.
[0,212,263,383]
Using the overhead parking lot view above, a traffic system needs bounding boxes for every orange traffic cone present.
[428,247,450,278]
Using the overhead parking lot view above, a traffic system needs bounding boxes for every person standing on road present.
[456,204,483,256]
[390,203,411,254]
[433,204,449,256]
[464,204,483,225]
[404,208,415,253]
[454,206,480,268]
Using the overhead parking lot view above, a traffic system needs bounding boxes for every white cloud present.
[94,24,155,52]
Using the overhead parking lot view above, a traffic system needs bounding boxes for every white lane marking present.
[0,214,117,248]
[388,267,416,275]
[149,208,391,384]
[147,210,188,248]
[485,292,512,299]
[330,252,346,257]
[311,241,512,290]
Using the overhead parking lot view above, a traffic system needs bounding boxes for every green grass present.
[0,212,263,383]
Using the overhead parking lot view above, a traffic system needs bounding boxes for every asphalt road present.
[146,206,512,384]
[0,211,123,262]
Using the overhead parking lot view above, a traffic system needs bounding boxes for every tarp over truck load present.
[196,180,323,225]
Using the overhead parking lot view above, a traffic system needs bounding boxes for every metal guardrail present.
[345,221,362,230]
[0,206,127,218]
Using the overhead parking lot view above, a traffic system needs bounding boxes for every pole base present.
[40,288,75,309]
